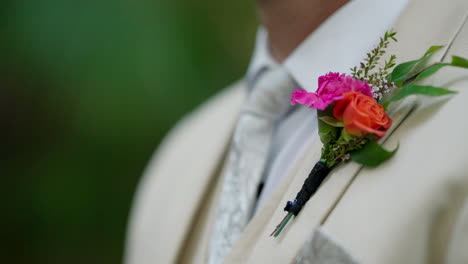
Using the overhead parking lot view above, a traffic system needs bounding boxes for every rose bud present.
[333,92,392,138]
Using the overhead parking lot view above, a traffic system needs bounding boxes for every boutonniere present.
[271,29,468,237]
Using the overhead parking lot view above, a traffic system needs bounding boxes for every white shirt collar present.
[245,26,278,89]
[247,0,409,92]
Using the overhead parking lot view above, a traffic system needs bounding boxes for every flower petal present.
[290,88,318,106]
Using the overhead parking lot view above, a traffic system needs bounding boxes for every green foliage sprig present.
[321,31,468,168]
[351,29,398,100]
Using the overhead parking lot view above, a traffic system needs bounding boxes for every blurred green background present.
[1,0,257,263]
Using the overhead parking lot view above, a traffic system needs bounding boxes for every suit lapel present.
[126,83,245,264]
[226,0,468,262]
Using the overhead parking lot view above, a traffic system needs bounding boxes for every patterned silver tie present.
[208,66,296,264]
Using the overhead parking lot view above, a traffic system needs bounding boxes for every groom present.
[125,0,468,263]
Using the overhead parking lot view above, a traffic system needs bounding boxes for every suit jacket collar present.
[284,0,410,92]
[225,0,468,262]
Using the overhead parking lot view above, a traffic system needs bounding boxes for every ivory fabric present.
[294,228,359,264]
[208,66,296,264]
[124,0,468,263]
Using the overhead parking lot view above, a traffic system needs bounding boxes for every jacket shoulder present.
[125,80,245,264]
[154,79,245,168]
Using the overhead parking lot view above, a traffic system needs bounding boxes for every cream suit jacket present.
[125,0,468,263]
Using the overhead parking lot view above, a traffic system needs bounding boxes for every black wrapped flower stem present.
[271,161,331,237]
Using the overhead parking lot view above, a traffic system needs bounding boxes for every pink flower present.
[290,72,372,110]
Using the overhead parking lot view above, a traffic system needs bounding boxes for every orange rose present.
[333,92,392,138]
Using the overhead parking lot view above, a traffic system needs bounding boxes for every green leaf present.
[412,56,468,81]
[424,45,444,56]
[319,116,344,127]
[451,56,468,68]
[415,63,450,81]
[351,141,399,167]
[318,119,339,145]
[384,84,456,108]
[390,45,444,86]
[340,129,354,142]
[390,60,418,86]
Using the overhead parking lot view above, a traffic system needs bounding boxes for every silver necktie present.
[208,66,296,263]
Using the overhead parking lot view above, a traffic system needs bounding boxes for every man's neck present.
[257,0,349,62]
